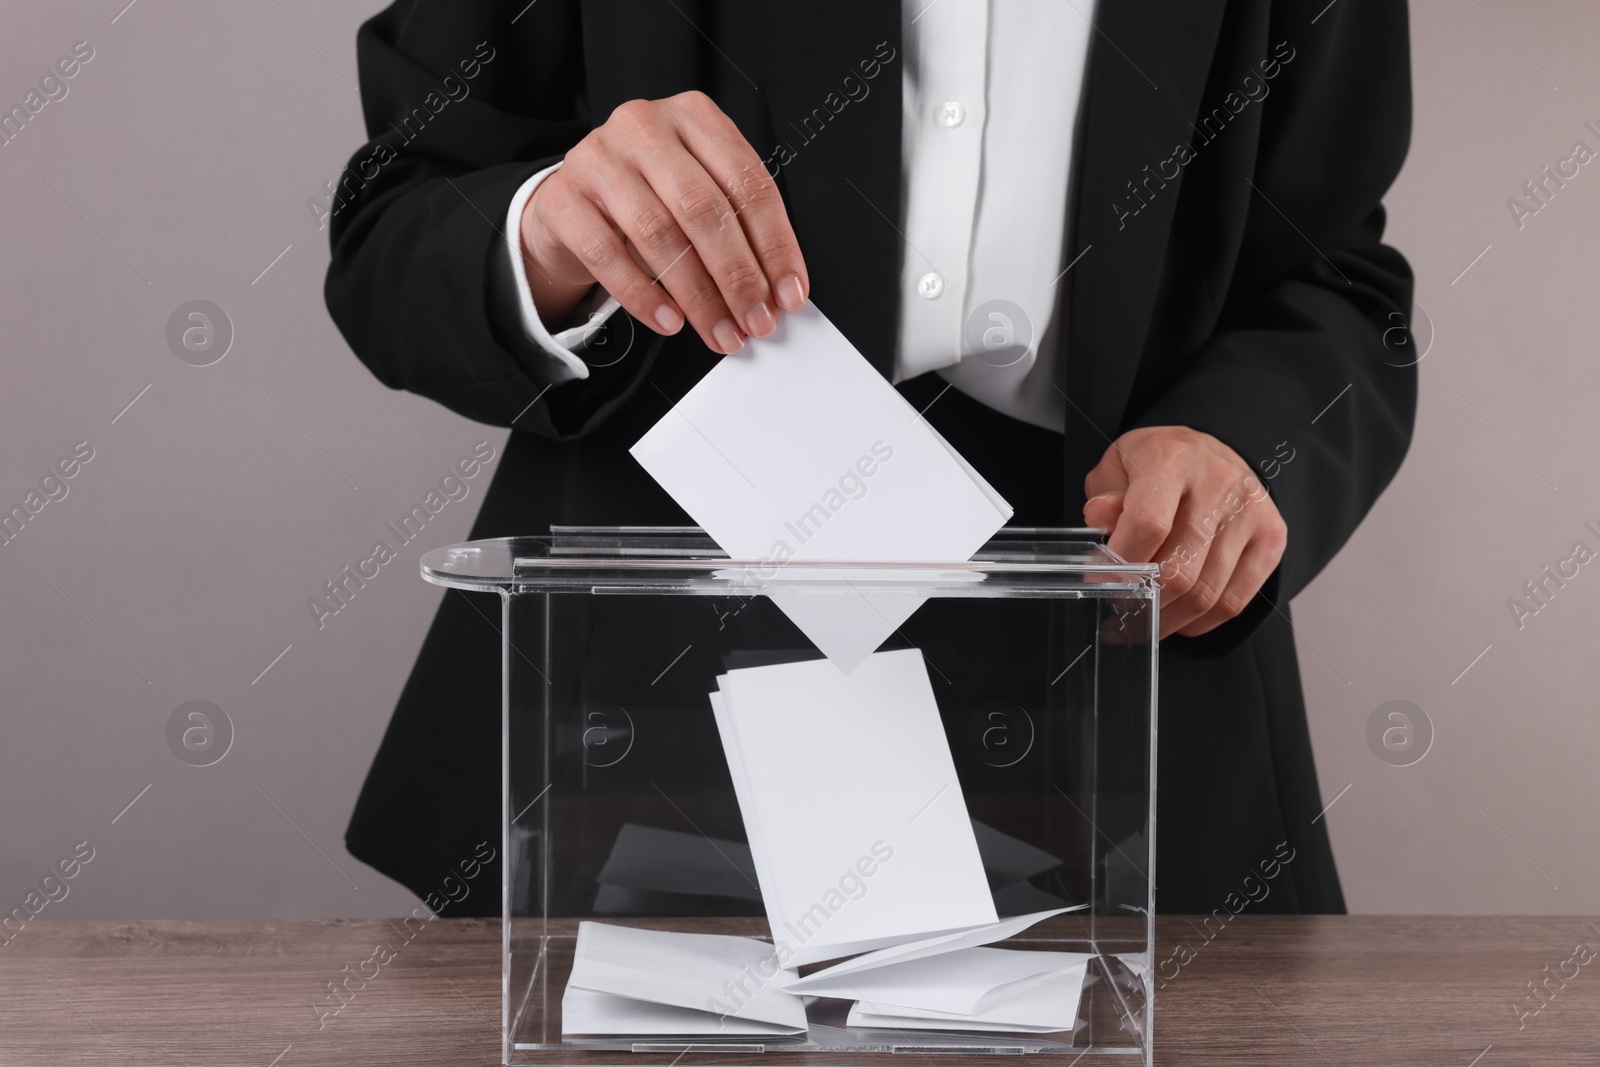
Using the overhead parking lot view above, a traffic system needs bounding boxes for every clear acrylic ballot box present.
[420,527,1159,1066]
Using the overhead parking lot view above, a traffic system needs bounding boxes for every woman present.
[326,0,1415,916]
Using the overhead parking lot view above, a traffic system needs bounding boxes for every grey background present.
[0,0,1594,922]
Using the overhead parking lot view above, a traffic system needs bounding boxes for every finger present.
[1179,522,1287,637]
[631,138,775,343]
[536,186,687,339]
[581,162,747,353]
[1157,518,1244,637]
[1084,446,1131,500]
[1104,467,1182,564]
[675,95,809,314]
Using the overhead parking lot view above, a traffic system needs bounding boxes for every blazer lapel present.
[1064,0,1229,500]
[757,2,903,378]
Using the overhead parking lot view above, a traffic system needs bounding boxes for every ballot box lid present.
[420,526,1160,597]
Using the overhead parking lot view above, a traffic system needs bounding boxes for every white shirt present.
[492,0,1094,432]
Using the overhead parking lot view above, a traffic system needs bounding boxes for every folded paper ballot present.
[631,301,1012,671]
[710,649,998,966]
[561,922,806,1036]
[784,907,1083,993]
[846,963,1090,1034]
[563,988,792,1037]
[814,910,1093,1034]
[790,945,1094,1016]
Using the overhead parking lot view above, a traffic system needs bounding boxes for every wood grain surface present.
[2,916,1596,1065]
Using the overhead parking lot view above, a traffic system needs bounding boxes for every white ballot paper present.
[846,963,1090,1034]
[791,908,1092,1034]
[711,649,998,966]
[784,907,1082,993]
[793,945,1093,1016]
[631,302,1012,671]
[562,922,806,1036]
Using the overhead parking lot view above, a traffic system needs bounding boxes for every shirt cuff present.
[489,161,624,385]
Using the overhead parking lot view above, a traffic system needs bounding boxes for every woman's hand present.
[520,91,809,354]
[1083,426,1287,638]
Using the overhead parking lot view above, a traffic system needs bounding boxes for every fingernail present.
[744,301,776,338]
[713,318,744,353]
[653,305,684,334]
[775,274,805,311]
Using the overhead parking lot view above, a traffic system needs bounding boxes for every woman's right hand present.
[519,91,810,355]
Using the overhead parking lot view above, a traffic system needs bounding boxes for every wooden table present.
[3,916,1596,1065]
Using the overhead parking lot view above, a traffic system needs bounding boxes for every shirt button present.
[937,100,965,128]
[918,272,945,299]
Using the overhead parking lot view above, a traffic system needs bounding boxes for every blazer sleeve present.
[324,0,664,437]
[1128,1,1417,655]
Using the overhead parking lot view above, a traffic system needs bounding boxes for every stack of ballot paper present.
[560,916,1090,1037]
[561,650,1091,1037]
[631,302,1013,671]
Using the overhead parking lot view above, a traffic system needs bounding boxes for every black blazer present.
[326,0,1415,915]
